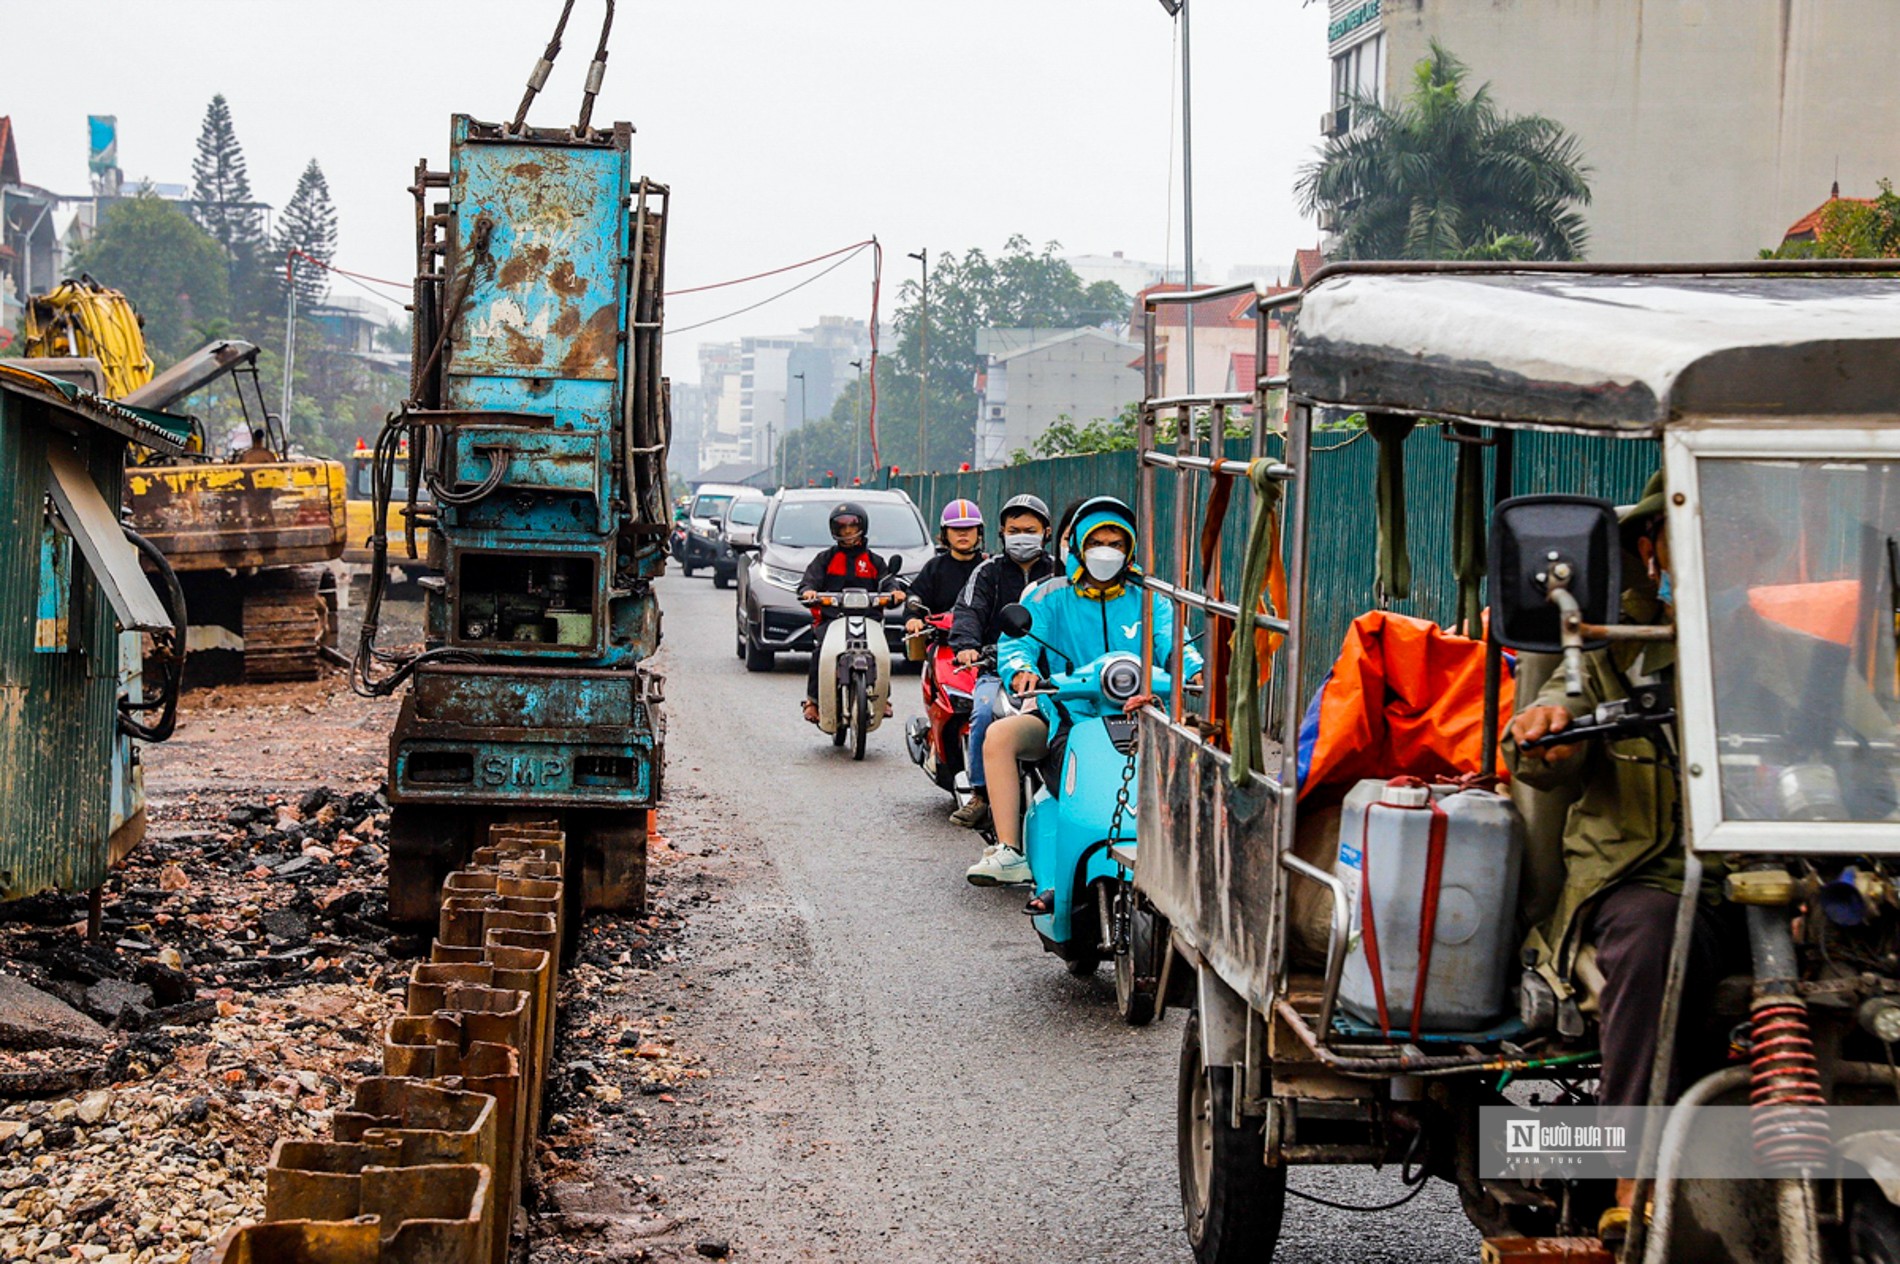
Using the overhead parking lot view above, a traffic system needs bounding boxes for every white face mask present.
[1083,546,1127,583]
[1003,534,1044,562]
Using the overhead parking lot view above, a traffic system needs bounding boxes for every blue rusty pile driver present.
[354,18,670,925]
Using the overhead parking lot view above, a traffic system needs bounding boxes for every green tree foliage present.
[274,159,338,306]
[68,191,231,358]
[778,237,1129,485]
[1016,404,1141,462]
[190,94,270,318]
[1296,42,1592,261]
[1764,179,1900,259]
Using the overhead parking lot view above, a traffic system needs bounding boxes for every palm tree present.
[1296,43,1593,261]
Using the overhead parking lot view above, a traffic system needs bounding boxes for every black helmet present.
[828,501,870,543]
[998,493,1051,535]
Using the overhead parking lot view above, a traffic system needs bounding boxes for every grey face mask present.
[1003,534,1045,562]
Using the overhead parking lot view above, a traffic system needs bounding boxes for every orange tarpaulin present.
[1748,579,1861,647]
[1297,611,1513,800]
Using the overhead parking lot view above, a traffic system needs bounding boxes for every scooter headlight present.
[1100,654,1143,704]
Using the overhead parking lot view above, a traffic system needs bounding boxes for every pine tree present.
[190,95,268,317]
[274,160,338,307]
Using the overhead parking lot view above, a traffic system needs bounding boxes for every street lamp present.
[849,358,865,484]
[792,372,806,485]
[908,248,929,471]
[1158,0,1195,393]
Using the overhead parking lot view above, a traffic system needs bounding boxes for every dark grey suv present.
[734,488,929,672]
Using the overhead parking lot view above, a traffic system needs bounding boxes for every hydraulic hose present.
[117,525,186,743]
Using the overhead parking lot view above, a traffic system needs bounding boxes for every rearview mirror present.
[1489,495,1620,654]
[886,554,906,576]
[998,603,1033,638]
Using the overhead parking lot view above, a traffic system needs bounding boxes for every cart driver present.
[1505,473,1737,1244]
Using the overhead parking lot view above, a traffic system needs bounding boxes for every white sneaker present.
[966,846,1031,887]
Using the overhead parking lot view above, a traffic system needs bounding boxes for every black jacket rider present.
[949,551,1059,654]
[907,548,986,619]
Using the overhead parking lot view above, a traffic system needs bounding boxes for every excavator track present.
[240,565,338,683]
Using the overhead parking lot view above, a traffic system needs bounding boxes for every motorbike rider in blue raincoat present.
[966,496,1203,886]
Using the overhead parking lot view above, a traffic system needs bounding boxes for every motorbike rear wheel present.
[1114,888,1160,1027]
[851,671,870,761]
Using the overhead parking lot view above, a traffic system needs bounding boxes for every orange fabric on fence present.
[1299,611,1513,801]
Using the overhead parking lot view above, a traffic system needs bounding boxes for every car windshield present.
[1701,458,1900,823]
[771,499,928,549]
[350,462,409,498]
[692,494,733,519]
[729,500,766,527]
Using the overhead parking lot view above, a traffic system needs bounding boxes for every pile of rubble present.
[0,788,408,1264]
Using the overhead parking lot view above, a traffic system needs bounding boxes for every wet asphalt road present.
[644,573,1482,1262]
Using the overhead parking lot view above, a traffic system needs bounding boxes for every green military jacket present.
[1504,594,1696,999]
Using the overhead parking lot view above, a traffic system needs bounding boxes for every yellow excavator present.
[23,278,347,683]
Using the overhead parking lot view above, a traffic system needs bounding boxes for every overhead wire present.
[665,239,875,296]
[665,244,871,335]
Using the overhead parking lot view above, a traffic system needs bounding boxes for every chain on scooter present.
[1108,743,1138,955]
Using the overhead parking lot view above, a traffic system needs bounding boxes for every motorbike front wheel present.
[851,671,870,761]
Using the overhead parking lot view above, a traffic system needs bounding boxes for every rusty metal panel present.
[0,386,122,900]
[1134,710,1283,1009]
[447,126,628,383]
[123,458,346,571]
[412,663,645,729]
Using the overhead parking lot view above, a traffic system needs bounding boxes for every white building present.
[1321,0,1900,261]
[974,327,1143,468]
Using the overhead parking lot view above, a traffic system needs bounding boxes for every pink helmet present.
[940,498,984,529]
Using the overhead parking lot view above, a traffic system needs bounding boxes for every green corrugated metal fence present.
[892,426,1659,704]
[0,387,122,899]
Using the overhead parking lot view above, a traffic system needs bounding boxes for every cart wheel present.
[1852,1186,1900,1264]
[851,673,870,761]
[1179,1007,1285,1264]
[1115,893,1160,1027]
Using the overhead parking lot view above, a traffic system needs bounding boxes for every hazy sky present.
[4,0,1330,382]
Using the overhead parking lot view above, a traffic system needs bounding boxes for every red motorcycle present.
[903,610,986,798]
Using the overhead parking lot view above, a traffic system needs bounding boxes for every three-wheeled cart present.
[1135,263,1900,1263]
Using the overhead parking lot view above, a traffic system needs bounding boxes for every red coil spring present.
[1748,998,1831,1172]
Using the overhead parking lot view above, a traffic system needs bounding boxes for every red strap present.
[1358,808,1393,1038]
[1409,798,1450,1042]
[1359,782,1452,1042]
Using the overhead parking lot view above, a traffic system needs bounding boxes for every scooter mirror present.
[886,554,906,575]
[998,603,1033,638]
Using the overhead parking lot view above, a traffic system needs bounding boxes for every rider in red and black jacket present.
[797,501,905,721]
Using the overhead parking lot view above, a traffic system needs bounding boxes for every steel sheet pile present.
[208,822,569,1264]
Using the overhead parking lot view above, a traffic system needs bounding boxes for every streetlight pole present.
[1159,0,1196,394]
[792,372,806,486]
[849,358,864,483]
[908,248,928,471]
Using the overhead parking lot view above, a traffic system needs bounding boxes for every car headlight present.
[762,564,804,590]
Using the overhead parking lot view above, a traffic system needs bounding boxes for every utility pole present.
[849,358,864,483]
[908,248,928,471]
[1159,0,1196,394]
[766,420,777,487]
[280,253,298,439]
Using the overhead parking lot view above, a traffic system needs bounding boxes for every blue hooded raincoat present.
[996,500,1203,741]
